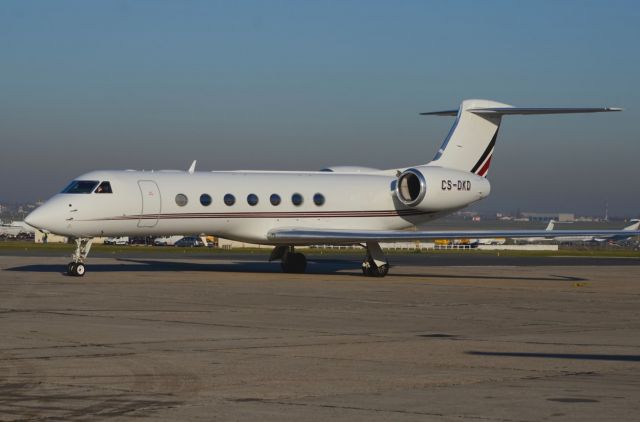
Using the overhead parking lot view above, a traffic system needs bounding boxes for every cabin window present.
[224,194,235,206]
[313,193,325,206]
[291,193,303,206]
[175,194,188,207]
[247,194,258,206]
[61,180,99,194]
[270,194,281,206]
[200,194,212,206]
[95,181,112,194]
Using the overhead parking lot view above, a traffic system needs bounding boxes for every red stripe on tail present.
[477,155,492,177]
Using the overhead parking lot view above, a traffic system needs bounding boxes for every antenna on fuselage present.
[188,160,197,174]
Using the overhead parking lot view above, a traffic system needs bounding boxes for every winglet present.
[188,160,197,174]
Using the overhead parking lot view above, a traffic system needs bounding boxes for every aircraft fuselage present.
[27,168,489,244]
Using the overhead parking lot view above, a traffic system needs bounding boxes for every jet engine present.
[394,166,490,211]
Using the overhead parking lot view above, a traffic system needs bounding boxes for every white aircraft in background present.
[516,220,557,243]
[548,219,640,243]
[25,99,638,277]
[0,221,35,237]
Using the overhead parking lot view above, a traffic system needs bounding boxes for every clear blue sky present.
[1,0,639,216]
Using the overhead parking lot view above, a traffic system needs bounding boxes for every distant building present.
[34,230,67,244]
[521,212,574,222]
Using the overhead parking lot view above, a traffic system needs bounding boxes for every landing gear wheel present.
[281,252,307,273]
[373,264,389,277]
[66,237,93,277]
[67,262,86,276]
[362,259,389,277]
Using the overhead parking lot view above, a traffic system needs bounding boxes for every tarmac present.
[1,252,640,421]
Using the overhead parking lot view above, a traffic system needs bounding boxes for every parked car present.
[153,235,184,246]
[129,236,155,245]
[103,237,129,245]
[174,236,205,247]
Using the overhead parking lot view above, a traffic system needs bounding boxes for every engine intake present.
[395,168,426,207]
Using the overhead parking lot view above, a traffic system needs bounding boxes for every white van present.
[103,237,129,245]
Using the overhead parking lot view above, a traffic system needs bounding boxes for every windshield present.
[95,181,112,194]
[61,180,99,194]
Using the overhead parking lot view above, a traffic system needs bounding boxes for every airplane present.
[0,221,35,237]
[24,99,640,277]
[548,219,640,243]
[0,224,22,238]
[515,220,557,243]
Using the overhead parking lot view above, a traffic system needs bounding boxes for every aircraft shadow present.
[393,272,588,282]
[467,351,640,362]
[4,258,356,276]
[5,258,587,281]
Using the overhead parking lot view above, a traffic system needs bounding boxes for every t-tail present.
[545,220,556,231]
[422,99,621,178]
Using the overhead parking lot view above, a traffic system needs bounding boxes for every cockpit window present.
[61,180,99,194]
[95,181,112,194]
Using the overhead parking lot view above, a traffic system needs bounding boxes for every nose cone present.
[25,195,78,236]
[25,206,48,231]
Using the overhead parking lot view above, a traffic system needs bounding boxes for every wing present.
[267,228,640,244]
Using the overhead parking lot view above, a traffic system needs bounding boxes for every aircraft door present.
[137,180,161,227]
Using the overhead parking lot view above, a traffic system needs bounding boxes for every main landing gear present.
[269,242,390,277]
[270,246,307,273]
[361,241,389,277]
[67,238,93,277]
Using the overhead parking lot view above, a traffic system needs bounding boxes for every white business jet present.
[0,221,35,237]
[25,99,637,277]
[516,220,557,244]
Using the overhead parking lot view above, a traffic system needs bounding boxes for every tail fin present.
[546,220,556,231]
[422,99,621,178]
[623,219,640,231]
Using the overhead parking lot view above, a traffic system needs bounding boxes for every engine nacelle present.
[394,166,490,211]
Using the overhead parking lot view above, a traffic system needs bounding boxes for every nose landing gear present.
[67,238,93,277]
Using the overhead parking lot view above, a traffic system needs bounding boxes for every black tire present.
[67,262,76,275]
[75,263,86,277]
[281,253,307,273]
[293,253,307,273]
[374,264,389,277]
[362,260,389,277]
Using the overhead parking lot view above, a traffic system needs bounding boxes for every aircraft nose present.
[25,206,48,231]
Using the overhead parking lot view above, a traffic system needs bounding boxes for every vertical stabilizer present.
[420,99,620,178]
[425,99,509,177]
[624,219,640,231]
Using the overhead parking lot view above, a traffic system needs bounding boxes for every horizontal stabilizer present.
[420,99,622,178]
[268,228,640,244]
[469,107,622,115]
[419,109,459,116]
[421,106,622,117]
